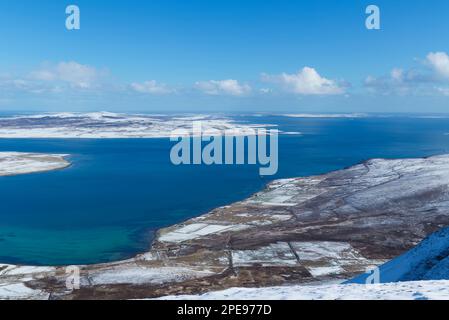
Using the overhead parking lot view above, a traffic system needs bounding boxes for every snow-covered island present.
[0,152,69,176]
[0,112,274,138]
[2,154,449,300]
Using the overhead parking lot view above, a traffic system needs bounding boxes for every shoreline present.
[0,152,441,267]
[2,154,449,299]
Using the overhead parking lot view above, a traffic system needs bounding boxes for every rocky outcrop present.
[2,155,449,300]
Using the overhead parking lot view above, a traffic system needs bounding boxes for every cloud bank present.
[195,80,251,96]
[4,53,449,107]
[29,61,102,89]
[131,80,175,95]
[262,67,346,95]
[365,52,449,96]
[427,52,449,79]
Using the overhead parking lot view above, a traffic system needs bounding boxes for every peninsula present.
[2,155,449,299]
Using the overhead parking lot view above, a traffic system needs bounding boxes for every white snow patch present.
[159,223,249,243]
[291,242,381,277]
[90,266,215,285]
[0,265,55,276]
[292,242,361,261]
[307,266,344,277]
[0,283,49,300]
[232,243,298,267]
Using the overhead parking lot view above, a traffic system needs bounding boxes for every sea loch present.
[0,114,449,266]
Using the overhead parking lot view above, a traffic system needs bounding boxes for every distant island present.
[0,152,70,177]
[0,112,272,139]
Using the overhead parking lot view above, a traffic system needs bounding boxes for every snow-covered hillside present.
[349,226,449,284]
[161,217,449,300]
[159,280,449,300]
[0,112,273,138]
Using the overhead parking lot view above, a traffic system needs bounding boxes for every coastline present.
[3,154,449,299]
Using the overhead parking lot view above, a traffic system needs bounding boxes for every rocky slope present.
[2,155,449,299]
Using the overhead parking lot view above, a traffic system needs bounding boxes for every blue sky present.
[1,0,449,113]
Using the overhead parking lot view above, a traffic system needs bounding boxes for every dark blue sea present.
[1,115,449,266]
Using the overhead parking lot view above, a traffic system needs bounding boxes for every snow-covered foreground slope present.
[349,226,449,284]
[159,280,449,300]
[165,225,449,300]
[0,152,69,176]
[0,112,275,138]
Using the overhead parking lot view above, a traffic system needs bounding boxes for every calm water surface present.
[1,116,449,265]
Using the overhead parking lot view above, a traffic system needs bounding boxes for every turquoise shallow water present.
[1,115,449,266]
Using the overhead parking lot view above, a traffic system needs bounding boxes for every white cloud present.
[390,68,404,82]
[131,80,175,95]
[0,78,49,95]
[262,67,345,95]
[365,52,449,96]
[195,80,251,96]
[427,52,449,79]
[437,87,449,96]
[29,61,101,89]
[29,70,55,82]
[259,88,272,94]
[364,68,414,95]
